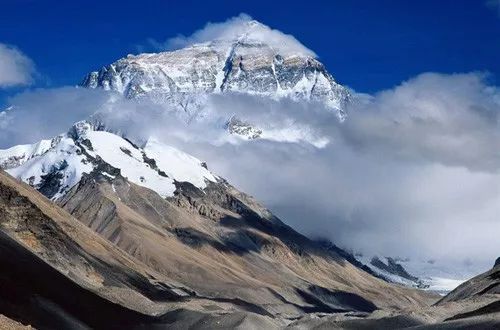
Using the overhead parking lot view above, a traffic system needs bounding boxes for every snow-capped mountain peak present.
[0,121,217,200]
[81,23,351,119]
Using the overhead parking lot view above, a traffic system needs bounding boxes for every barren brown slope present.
[57,171,437,319]
[0,168,441,329]
[0,170,283,329]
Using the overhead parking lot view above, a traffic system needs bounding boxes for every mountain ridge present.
[81,32,351,120]
[0,121,437,322]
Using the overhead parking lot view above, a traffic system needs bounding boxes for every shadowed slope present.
[57,168,436,319]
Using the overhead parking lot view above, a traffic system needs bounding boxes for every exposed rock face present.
[81,22,351,120]
[225,116,263,140]
[370,257,419,282]
[0,121,217,200]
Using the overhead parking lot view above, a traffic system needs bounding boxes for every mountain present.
[81,20,351,121]
[0,169,193,329]
[1,17,498,329]
[363,256,428,289]
[0,124,437,328]
[1,166,495,329]
[0,120,217,201]
[356,255,471,295]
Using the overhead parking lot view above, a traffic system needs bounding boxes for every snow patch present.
[144,137,217,188]
[83,130,176,198]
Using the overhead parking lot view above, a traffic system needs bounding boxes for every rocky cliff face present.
[81,21,351,120]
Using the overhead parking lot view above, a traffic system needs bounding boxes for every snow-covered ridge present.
[81,22,351,119]
[0,121,217,200]
[0,139,53,169]
[356,254,470,295]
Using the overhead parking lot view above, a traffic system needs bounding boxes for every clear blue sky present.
[1,0,499,97]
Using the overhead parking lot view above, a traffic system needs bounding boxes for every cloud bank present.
[0,43,35,87]
[149,14,317,57]
[169,73,500,273]
[1,71,499,276]
[0,87,108,147]
[341,72,500,172]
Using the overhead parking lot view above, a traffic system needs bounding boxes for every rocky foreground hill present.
[0,168,498,328]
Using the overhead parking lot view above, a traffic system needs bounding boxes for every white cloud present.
[162,72,500,274]
[341,72,500,172]
[0,87,108,147]
[150,13,317,57]
[1,71,499,276]
[0,43,35,87]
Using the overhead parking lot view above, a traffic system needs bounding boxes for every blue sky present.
[0,0,499,101]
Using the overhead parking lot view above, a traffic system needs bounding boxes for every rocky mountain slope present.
[286,262,500,329]
[0,169,194,328]
[0,167,496,328]
[0,122,437,323]
[81,20,351,121]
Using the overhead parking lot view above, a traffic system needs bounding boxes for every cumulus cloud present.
[149,13,317,57]
[1,71,499,276]
[341,72,500,172]
[0,43,36,87]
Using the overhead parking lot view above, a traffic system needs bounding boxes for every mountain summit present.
[81,19,351,119]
